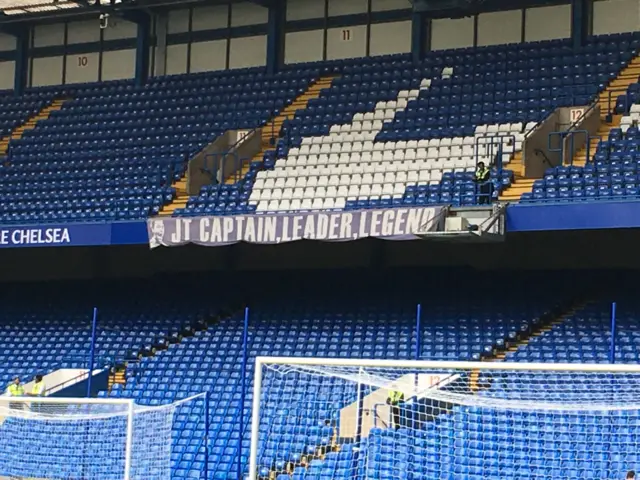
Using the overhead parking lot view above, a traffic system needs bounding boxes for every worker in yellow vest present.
[6,377,25,411]
[29,375,46,397]
[386,388,405,430]
[6,377,24,397]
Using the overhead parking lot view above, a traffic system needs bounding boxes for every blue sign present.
[0,223,112,248]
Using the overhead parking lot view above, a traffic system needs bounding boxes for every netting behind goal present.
[250,360,640,480]
[0,394,204,480]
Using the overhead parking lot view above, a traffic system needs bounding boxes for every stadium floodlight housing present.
[249,358,640,480]
[0,394,205,480]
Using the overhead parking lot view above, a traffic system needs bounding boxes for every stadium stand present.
[0,69,320,224]
[83,275,565,479]
[177,35,640,215]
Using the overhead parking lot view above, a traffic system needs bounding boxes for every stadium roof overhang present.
[0,0,273,24]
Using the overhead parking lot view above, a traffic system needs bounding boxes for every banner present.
[146,207,445,249]
[0,223,112,248]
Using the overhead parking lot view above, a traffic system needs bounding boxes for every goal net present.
[0,394,206,480]
[249,358,640,480]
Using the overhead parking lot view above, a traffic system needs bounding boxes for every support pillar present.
[571,0,591,50]
[267,0,285,74]
[134,12,151,86]
[411,11,429,64]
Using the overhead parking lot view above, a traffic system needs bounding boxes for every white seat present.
[348,185,360,196]
[361,152,373,163]
[382,184,394,195]
[630,104,640,114]
[418,170,431,182]
[383,151,394,162]
[362,173,373,184]
[292,187,304,199]
[326,186,338,198]
[372,120,383,131]
[303,187,315,199]
[374,110,385,121]
[405,149,416,161]
[312,198,324,209]
[351,142,363,153]
[279,199,291,211]
[353,113,365,122]
[290,199,302,210]
[338,154,351,165]
[384,109,395,121]
[360,185,372,196]
[319,136,331,144]
[462,145,474,157]
[427,147,439,159]
[323,198,336,209]
[450,146,462,157]
[300,199,313,210]
[362,121,373,131]
[339,174,351,186]
[371,184,382,196]
[351,121,363,132]
[334,198,346,209]
[340,124,351,133]
[384,172,396,184]
[373,173,384,184]
[257,201,269,211]
[396,171,407,183]
[310,145,321,155]
[267,200,280,211]
[393,183,405,195]
[417,148,427,160]
[363,112,375,121]
[420,78,432,89]
[408,171,419,183]
[337,186,349,197]
[315,186,327,198]
[350,152,362,163]
[328,175,339,186]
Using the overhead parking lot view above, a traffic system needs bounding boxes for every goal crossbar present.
[249,357,640,480]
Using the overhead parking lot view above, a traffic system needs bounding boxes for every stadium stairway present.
[469,300,586,391]
[0,98,67,156]
[158,76,339,216]
[569,56,640,166]
[499,53,640,201]
[498,151,532,202]
[225,75,339,184]
[107,365,127,393]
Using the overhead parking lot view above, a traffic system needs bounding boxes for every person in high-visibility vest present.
[29,375,46,397]
[6,377,25,411]
[386,389,405,430]
[6,377,24,397]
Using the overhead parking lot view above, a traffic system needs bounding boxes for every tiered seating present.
[0,69,318,224]
[523,124,640,202]
[103,283,556,479]
[0,282,209,388]
[178,35,638,216]
[0,90,53,138]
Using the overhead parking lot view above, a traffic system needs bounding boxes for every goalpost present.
[249,358,640,480]
[0,394,205,480]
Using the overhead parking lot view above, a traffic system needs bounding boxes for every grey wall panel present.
[431,17,473,51]
[33,23,65,48]
[0,61,15,90]
[328,0,368,16]
[369,20,411,56]
[192,4,229,31]
[326,25,366,60]
[285,30,324,64]
[102,49,136,81]
[31,56,63,86]
[477,9,522,46]
[286,0,325,20]
[525,5,571,41]
[166,44,189,75]
[0,33,16,52]
[229,35,267,68]
[65,52,99,84]
[190,40,227,72]
[593,0,640,34]
[103,18,137,40]
[231,2,268,27]
[168,9,190,34]
[67,20,100,44]
[371,0,411,11]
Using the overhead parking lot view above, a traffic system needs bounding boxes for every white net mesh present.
[253,362,640,480]
[0,394,204,480]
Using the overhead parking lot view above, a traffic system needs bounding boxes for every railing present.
[548,129,591,166]
[474,134,515,204]
[602,87,636,118]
